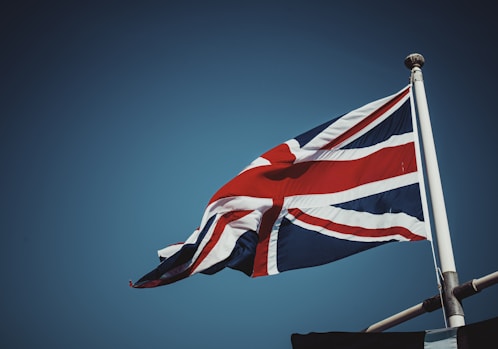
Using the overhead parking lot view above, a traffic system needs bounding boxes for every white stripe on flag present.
[287,205,426,242]
[304,86,410,151]
[267,208,287,275]
[284,172,420,209]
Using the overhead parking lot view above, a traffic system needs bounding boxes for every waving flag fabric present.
[132,85,430,288]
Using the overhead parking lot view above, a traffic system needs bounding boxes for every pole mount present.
[404,53,425,70]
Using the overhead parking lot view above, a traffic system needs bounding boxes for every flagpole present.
[404,53,465,328]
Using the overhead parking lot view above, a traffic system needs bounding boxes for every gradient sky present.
[1,1,497,348]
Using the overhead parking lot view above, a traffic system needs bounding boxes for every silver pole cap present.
[404,53,425,69]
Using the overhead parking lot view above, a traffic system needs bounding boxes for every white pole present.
[404,53,465,327]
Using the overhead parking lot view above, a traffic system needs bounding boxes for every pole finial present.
[404,53,425,70]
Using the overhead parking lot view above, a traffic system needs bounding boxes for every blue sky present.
[1,1,497,348]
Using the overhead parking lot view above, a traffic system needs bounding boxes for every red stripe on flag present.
[210,142,418,202]
[288,208,425,241]
[261,143,296,164]
[321,86,410,150]
[252,197,283,277]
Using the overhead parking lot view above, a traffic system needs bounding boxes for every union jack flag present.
[132,85,430,288]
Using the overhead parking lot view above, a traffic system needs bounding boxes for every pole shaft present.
[405,54,465,327]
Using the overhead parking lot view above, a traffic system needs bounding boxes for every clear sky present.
[1,1,497,348]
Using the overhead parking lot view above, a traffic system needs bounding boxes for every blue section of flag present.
[276,217,387,272]
[343,99,412,149]
[334,184,424,221]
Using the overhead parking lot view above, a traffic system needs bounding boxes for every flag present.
[131,85,430,288]
[291,316,498,349]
